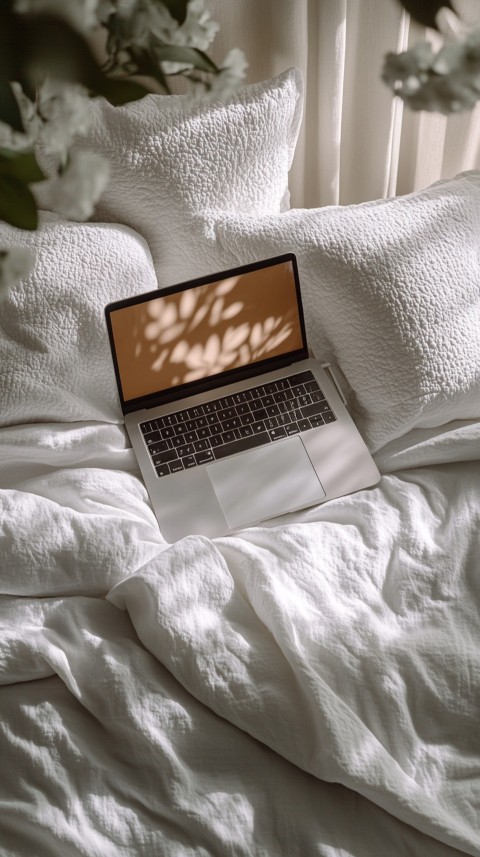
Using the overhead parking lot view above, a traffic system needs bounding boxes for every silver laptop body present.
[105,253,380,541]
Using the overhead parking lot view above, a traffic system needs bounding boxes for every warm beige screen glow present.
[110,261,303,402]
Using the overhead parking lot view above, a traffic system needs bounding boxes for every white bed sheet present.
[1,417,479,856]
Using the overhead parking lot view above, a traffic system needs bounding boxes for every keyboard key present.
[160,426,175,439]
[310,390,326,403]
[155,464,170,477]
[269,426,287,441]
[210,422,223,435]
[171,435,185,448]
[164,413,177,426]
[140,421,154,435]
[298,419,311,432]
[169,459,184,473]
[218,408,236,421]
[223,417,240,431]
[251,421,266,434]
[218,395,236,409]
[206,413,219,425]
[148,441,170,455]
[197,427,211,440]
[309,414,325,427]
[213,431,270,460]
[266,404,280,417]
[152,448,178,465]
[177,443,195,457]
[265,417,279,430]
[250,386,264,399]
[296,395,310,408]
[301,401,331,419]
[251,407,267,422]
[145,431,161,445]
[240,411,255,425]
[174,424,185,436]
[203,400,221,413]
[193,439,210,452]
[238,425,254,437]
[236,403,250,416]
[262,395,274,408]
[183,430,198,443]
[276,378,290,391]
[304,379,321,393]
[323,410,336,423]
[291,384,306,397]
[263,381,279,394]
[186,405,204,420]
[233,391,249,404]
[209,434,223,447]
[195,449,215,465]
[286,422,300,436]
[183,455,196,468]
[221,430,236,444]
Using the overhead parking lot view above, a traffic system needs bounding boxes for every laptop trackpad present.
[207,436,326,529]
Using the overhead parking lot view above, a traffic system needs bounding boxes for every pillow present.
[0,216,158,427]
[36,69,303,286]
[190,171,480,451]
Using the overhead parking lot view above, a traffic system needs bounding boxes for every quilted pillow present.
[36,69,303,286]
[190,171,480,451]
[0,216,158,427]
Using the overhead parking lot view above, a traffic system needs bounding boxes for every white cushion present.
[36,69,303,286]
[0,216,158,426]
[190,171,480,451]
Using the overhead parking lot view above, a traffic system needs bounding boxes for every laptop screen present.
[107,256,307,407]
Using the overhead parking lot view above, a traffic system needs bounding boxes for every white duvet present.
[1,211,480,856]
[1,416,479,857]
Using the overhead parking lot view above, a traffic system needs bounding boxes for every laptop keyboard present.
[140,370,336,478]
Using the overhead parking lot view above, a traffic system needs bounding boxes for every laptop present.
[105,253,380,541]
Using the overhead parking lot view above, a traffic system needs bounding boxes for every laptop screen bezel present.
[105,253,309,416]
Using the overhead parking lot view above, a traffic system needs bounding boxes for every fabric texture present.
[0,416,479,856]
[0,216,158,427]
[184,170,480,451]
[36,68,303,285]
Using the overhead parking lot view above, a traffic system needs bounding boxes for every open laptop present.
[105,253,380,541]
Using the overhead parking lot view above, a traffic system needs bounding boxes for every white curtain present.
[207,0,480,208]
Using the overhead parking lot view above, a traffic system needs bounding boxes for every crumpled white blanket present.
[1,417,479,856]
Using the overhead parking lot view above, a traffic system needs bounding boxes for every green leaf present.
[159,0,189,25]
[0,174,38,229]
[155,45,219,74]
[99,77,150,106]
[0,80,24,133]
[396,0,454,30]
[0,148,45,184]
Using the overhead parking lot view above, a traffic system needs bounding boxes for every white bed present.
[1,69,479,857]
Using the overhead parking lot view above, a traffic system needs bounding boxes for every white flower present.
[36,80,93,158]
[206,49,248,101]
[0,247,35,301]
[1,80,93,159]
[383,26,480,112]
[46,151,110,220]
[14,0,101,31]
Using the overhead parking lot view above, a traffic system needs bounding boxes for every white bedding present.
[1,80,480,855]
[1,416,479,856]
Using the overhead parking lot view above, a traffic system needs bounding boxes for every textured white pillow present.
[0,216,158,426]
[191,171,480,451]
[36,69,303,286]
